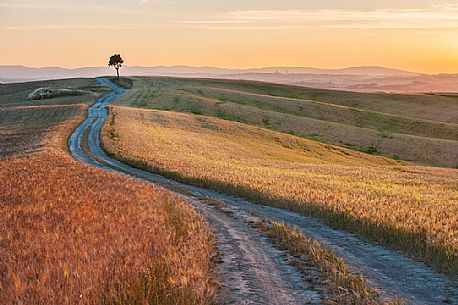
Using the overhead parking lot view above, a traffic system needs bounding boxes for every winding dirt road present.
[69,78,458,305]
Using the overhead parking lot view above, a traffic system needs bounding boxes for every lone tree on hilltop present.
[108,54,124,80]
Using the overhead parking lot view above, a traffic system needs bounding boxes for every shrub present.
[28,87,89,100]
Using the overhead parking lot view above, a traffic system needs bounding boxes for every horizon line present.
[3,64,454,75]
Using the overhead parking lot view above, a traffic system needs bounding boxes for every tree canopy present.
[108,54,124,79]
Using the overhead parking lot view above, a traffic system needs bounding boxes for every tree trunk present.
[116,68,119,80]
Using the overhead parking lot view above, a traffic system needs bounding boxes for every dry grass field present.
[0,80,216,305]
[115,77,458,167]
[102,106,458,276]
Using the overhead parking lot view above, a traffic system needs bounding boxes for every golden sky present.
[1,0,457,73]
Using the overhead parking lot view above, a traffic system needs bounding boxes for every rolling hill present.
[114,77,458,167]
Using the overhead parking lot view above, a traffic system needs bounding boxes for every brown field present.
[0,78,103,157]
[102,106,458,276]
[0,80,216,304]
[0,105,86,157]
[115,77,458,167]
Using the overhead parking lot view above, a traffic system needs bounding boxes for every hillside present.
[102,106,458,276]
[114,77,458,167]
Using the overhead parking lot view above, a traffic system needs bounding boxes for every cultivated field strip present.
[175,78,458,123]
[70,78,458,305]
[194,86,458,141]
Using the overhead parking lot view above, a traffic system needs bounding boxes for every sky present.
[1,0,458,73]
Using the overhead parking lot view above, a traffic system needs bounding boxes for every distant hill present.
[0,65,419,81]
[0,65,111,81]
[238,66,420,76]
[2,65,456,93]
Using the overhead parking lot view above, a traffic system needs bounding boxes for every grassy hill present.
[102,106,458,276]
[115,77,458,167]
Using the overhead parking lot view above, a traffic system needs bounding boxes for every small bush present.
[366,145,379,155]
[28,87,89,100]
[190,109,203,115]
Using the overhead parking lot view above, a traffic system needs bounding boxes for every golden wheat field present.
[0,80,216,305]
[103,106,458,275]
[0,153,215,305]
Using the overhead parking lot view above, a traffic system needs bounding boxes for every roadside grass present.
[102,106,458,277]
[0,80,216,305]
[114,77,458,167]
[200,197,402,303]
[254,218,404,305]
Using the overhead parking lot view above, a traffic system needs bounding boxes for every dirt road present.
[68,78,458,305]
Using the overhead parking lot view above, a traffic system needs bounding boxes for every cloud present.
[0,0,174,14]
[2,1,457,31]
[180,5,458,30]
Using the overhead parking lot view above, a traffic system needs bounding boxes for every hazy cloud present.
[0,23,162,30]
[180,4,458,29]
